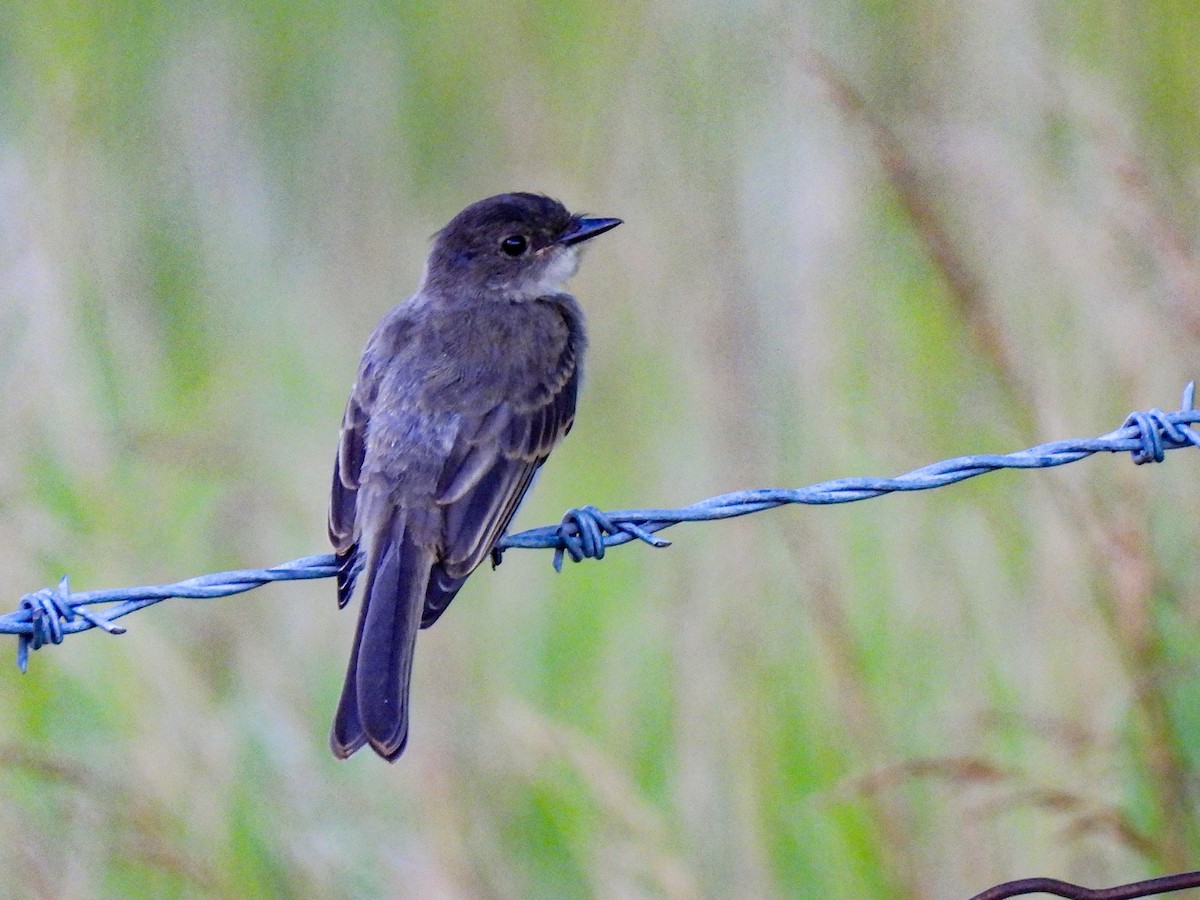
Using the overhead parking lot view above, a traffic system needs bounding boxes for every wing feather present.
[329,392,371,607]
[421,356,580,625]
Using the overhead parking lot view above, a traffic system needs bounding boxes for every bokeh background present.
[2,3,1200,898]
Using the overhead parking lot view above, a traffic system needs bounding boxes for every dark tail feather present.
[330,513,434,761]
[330,609,368,758]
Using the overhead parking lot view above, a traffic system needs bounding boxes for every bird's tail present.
[330,510,434,761]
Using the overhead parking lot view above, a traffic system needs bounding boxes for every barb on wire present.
[5,383,1199,670]
[4,556,340,672]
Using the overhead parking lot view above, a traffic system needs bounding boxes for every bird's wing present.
[328,364,377,608]
[421,350,581,627]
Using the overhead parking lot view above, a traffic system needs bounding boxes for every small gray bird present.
[329,193,621,761]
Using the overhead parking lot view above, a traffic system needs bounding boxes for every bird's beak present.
[558,216,623,246]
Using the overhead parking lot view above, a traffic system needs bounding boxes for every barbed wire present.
[5,557,340,672]
[508,383,1200,571]
[5,384,1198,675]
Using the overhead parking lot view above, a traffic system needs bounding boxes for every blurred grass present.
[3,1,1200,898]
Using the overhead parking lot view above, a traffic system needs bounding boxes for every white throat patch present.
[517,246,581,299]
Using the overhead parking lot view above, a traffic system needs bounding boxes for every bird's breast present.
[409,295,582,407]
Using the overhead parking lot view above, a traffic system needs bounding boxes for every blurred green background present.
[2,2,1200,898]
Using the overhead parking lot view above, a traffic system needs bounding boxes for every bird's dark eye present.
[500,234,529,256]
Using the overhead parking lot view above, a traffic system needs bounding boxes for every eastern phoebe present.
[329,193,621,760]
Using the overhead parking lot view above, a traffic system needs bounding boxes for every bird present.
[328,192,621,760]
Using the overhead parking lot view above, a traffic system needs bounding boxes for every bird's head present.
[422,192,621,299]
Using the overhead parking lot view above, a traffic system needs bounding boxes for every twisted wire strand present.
[967,870,1200,900]
[501,383,1200,569]
[5,384,1198,672]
